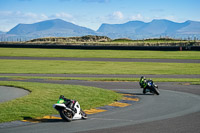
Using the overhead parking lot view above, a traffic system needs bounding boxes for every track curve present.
[0,86,29,103]
[0,57,200,133]
[0,79,200,133]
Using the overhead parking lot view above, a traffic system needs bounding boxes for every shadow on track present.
[22,116,64,123]
[132,93,155,96]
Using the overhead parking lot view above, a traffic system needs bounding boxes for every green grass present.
[0,60,200,75]
[0,48,200,59]
[191,82,200,85]
[0,81,122,123]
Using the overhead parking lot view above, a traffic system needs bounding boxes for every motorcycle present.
[140,76,160,95]
[53,97,87,122]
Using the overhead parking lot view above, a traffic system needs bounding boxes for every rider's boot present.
[143,88,146,94]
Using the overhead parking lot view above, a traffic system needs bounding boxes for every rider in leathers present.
[59,95,76,113]
[139,76,148,94]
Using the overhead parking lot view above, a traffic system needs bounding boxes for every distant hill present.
[28,35,111,42]
[98,21,146,34]
[97,19,200,39]
[7,19,96,37]
[4,19,200,40]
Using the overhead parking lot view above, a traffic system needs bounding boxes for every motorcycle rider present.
[58,95,77,113]
[139,76,148,94]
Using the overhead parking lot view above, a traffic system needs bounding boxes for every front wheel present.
[80,109,87,119]
[152,87,160,95]
[59,109,73,122]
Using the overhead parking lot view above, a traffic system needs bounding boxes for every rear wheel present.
[59,109,73,122]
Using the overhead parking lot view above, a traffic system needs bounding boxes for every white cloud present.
[130,13,144,21]
[113,11,124,20]
[163,15,176,21]
[132,14,181,23]
[0,11,74,31]
[50,12,75,24]
[0,11,48,22]
[98,11,124,22]
[53,12,73,19]
[0,11,13,16]
[40,14,49,19]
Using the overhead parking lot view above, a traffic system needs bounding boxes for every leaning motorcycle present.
[140,77,160,95]
[53,98,87,122]
[144,80,160,95]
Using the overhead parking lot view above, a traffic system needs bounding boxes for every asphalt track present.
[0,86,29,103]
[1,73,200,78]
[0,57,200,133]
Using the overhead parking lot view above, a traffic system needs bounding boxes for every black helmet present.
[140,76,145,79]
[59,95,65,99]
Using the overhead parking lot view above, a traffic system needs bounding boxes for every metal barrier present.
[0,44,200,51]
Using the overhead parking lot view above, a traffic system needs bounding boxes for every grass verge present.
[1,60,200,75]
[0,48,200,59]
[191,82,200,85]
[0,81,122,123]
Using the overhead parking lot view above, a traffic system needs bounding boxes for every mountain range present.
[7,19,95,37]
[5,19,200,40]
[97,19,200,39]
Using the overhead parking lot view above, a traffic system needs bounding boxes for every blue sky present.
[0,0,199,31]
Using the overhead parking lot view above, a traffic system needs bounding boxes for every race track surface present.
[0,86,29,103]
[0,57,200,133]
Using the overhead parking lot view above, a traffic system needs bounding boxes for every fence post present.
[180,46,182,51]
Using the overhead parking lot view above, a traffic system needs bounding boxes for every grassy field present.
[0,60,200,75]
[0,81,121,123]
[0,48,199,123]
[0,48,200,59]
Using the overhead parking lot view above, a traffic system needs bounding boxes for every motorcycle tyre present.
[59,109,73,122]
[152,87,160,95]
[81,109,88,119]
